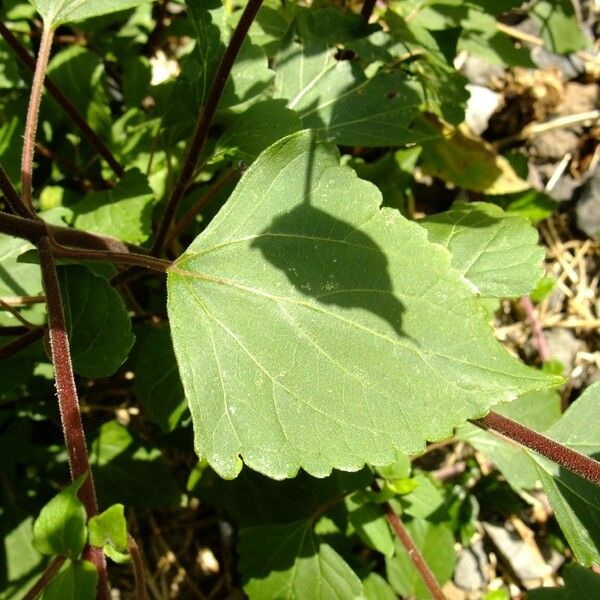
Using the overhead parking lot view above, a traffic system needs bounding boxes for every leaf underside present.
[167,130,557,480]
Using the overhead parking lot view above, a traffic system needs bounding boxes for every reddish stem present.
[473,411,600,485]
[0,327,43,360]
[23,555,66,600]
[151,0,264,256]
[127,534,148,600]
[21,25,53,211]
[0,21,124,177]
[383,503,446,600]
[0,164,32,218]
[37,237,109,598]
[520,296,550,362]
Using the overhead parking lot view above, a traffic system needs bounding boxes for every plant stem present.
[127,534,148,600]
[150,0,264,256]
[23,555,66,600]
[472,411,600,485]
[0,327,43,360]
[0,20,124,177]
[383,503,446,600]
[0,164,32,218]
[0,211,130,252]
[21,24,54,211]
[37,237,109,598]
[520,296,550,363]
[361,0,377,20]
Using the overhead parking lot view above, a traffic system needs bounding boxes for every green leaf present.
[421,201,544,298]
[216,100,302,163]
[32,475,87,559]
[57,265,135,379]
[385,517,455,599]
[239,520,364,600]
[532,383,600,567]
[459,388,562,492]
[362,573,397,600]
[71,169,155,245]
[531,0,588,55]
[401,473,445,519]
[88,504,128,553]
[167,130,557,480]
[134,326,187,432]
[40,560,98,600]
[0,234,44,328]
[346,494,394,557]
[527,564,600,599]
[90,420,182,509]
[274,37,422,146]
[29,0,154,27]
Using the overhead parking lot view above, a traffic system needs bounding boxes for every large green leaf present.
[71,169,155,245]
[421,201,544,298]
[532,383,600,567]
[274,37,422,147]
[238,520,364,600]
[167,130,557,480]
[459,388,562,492]
[527,564,600,599]
[29,0,154,27]
[385,517,455,599]
[57,265,134,379]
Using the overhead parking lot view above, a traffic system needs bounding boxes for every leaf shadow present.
[251,133,406,338]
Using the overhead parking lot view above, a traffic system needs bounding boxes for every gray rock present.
[575,167,600,238]
[544,328,588,374]
[530,130,580,161]
[465,85,502,135]
[454,538,488,591]
[460,55,505,86]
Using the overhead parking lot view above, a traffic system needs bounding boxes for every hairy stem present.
[37,237,109,598]
[0,21,124,177]
[150,0,264,256]
[127,534,148,600]
[0,211,130,252]
[23,555,66,600]
[21,24,54,211]
[473,411,600,485]
[383,503,446,600]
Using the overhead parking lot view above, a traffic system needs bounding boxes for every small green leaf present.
[386,517,455,599]
[531,0,588,55]
[239,520,364,600]
[421,201,544,298]
[41,560,98,600]
[362,573,397,600]
[71,169,155,245]
[527,564,600,599]
[88,504,128,553]
[29,0,154,27]
[346,494,395,557]
[532,383,600,567]
[32,475,87,559]
[58,265,135,379]
[167,130,558,480]
[401,473,445,519]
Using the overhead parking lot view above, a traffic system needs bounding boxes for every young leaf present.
[385,518,455,599]
[40,560,98,600]
[32,475,87,559]
[421,202,544,298]
[238,520,364,599]
[346,494,395,557]
[58,265,135,379]
[88,504,128,553]
[532,383,600,567]
[362,573,397,600]
[71,169,155,245]
[527,564,600,599]
[29,0,154,28]
[167,130,558,480]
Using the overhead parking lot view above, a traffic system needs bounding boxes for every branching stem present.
[23,555,66,600]
[472,411,600,485]
[150,0,264,256]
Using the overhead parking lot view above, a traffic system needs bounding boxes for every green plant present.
[0,0,599,598]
